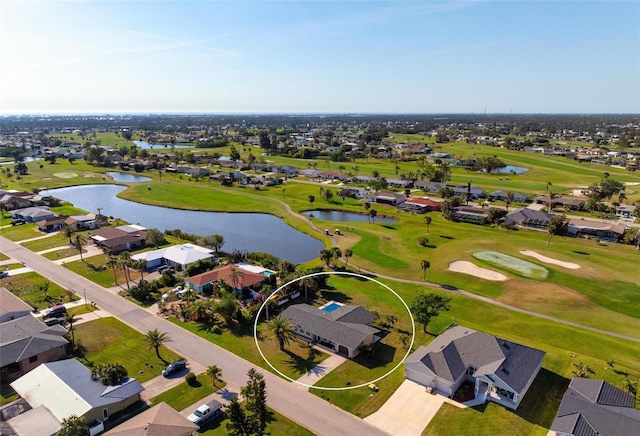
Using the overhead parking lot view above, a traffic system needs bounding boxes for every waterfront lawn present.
[0,272,75,309]
[168,317,330,381]
[198,406,315,436]
[149,374,225,411]
[73,317,182,383]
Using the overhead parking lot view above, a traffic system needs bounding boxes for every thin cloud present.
[128,30,240,57]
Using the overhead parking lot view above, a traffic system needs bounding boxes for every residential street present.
[0,236,388,436]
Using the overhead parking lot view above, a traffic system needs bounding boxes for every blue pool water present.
[322,302,342,313]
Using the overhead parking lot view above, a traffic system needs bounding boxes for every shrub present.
[185,372,197,385]
[417,236,429,246]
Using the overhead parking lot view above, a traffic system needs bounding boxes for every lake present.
[303,210,396,224]
[106,172,152,183]
[132,140,193,150]
[43,185,324,264]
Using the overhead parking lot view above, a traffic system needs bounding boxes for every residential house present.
[65,214,99,230]
[104,402,198,436]
[0,287,33,323]
[405,325,545,410]
[89,225,147,254]
[386,178,414,189]
[452,185,485,200]
[398,197,441,213]
[550,378,640,436]
[184,263,268,296]
[186,167,211,178]
[414,181,447,194]
[131,243,215,271]
[488,190,530,203]
[505,208,556,230]
[36,215,69,232]
[535,196,585,210]
[451,206,489,224]
[277,165,299,176]
[567,219,628,242]
[0,315,68,375]
[9,359,144,436]
[615,203,636,219]
[11,206,56,223]
[366,191,406,206]
[281,303,380,358]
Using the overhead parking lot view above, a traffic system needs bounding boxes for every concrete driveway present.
[364,379,447,436]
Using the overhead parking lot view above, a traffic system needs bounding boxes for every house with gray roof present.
[9,359,144,436]
[0,315,68,375]
[281,303,380,358]
[505,208,556,230]
[0,287,33,323]
[550,378,640,436]
[404,325,545,410]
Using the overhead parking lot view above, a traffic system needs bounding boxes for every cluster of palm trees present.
[319,247,352,269]
[104,249,146,289]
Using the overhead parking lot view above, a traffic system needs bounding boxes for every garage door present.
[338,345,349,356]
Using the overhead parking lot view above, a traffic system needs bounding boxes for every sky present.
[1,1,639,115]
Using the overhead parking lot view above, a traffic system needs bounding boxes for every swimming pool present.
[321,302,343,313]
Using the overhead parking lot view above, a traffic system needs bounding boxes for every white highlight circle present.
[253,271,415,390]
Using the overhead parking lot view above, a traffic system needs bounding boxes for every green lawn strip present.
[64,254,141,288]
[49,204,90,216]
[73,317,182,383]
[66,303,98,316]
[149,375,225,411]
[0,272,76,309]
[197,405,315,436]
[22,232,72,252]
[167,318,330,381]
[1,224,40,241]
[350,229,409,269]
[42,247,86,260]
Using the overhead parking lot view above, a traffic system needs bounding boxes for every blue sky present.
[1,1,638,114]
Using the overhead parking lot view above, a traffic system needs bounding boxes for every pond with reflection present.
[303,210,396,223]
[44,185,323,264]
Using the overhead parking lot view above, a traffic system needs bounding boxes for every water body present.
[106,172,152,183]
[43,185,324,264]
[0,157,42,165]
[132,140,193,150]
[494,166,529,174]
[303,210,396,224]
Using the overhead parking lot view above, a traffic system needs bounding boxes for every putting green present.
[472,250,548,279]
[53,172,78,179]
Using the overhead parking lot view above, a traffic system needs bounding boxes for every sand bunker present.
[53,172,78,179]
[448,261,507,281]
[519,250,580,269]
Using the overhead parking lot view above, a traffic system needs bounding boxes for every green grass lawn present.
[197,406,315,436]
[73,317,182,383]
[21,232,72,252]
[168,316,330,381]
[1,223,41,241]
[0,384,19,406]
[64,254,143,288]
[149,374,225,411]
[0,272,76,309]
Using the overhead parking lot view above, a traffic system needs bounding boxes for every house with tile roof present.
[550,378,640,436]
[184,263,267,295]
[89,224,147,254]
[404,325,545,410]
[104,402,198,436]
[281,303,380,358]
[0,287,33,323]
[9,359,144,436]
[0,315,68,375]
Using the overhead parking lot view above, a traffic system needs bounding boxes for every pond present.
[303,210,397,224]
[132,140,193,150]
[0,157,42,165]
[42,185,324,264]
[478,165,529,175]
[106,172,152,183]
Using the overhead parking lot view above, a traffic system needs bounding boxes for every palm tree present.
[58,415,86,436]
[106,255,119,286]
[144,328,172,359]
[344,248,353,268]
[424,216,432,234]
[299,274,317,300]
[505,191,515,211]
[319,249,333,267]
[65,312,77,349]
[572,362,595,378]
[73,233,87,261]
[206,365,222,387]
[226,267,245,290]
[267,315,296,351]
[331,247,342,268]
[118,252,132,289]
[63,225,76,244]
[369,209,377,224]
[420,259,431,280]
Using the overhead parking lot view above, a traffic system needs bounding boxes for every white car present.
[187,400,223,426]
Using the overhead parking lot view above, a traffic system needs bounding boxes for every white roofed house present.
[131,243,215,272]
[9,359,144,436]
[404,325,545,410]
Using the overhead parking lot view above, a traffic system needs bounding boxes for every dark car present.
[10,219,26,226]
[162,360,186,377]
[42,305,67,320]
[44,317,66,327]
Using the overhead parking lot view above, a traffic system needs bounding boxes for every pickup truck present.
[187,399,223,427]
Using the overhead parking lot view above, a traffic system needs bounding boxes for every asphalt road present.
[0,236,387,436]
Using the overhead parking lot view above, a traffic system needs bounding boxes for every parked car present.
[44,317,66,327]
[10,219,26,226]
[162,360,186,377]
[0,271,8,279]
[187,400,223,426]
[42,305,67,320]
[157,265,174,274]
